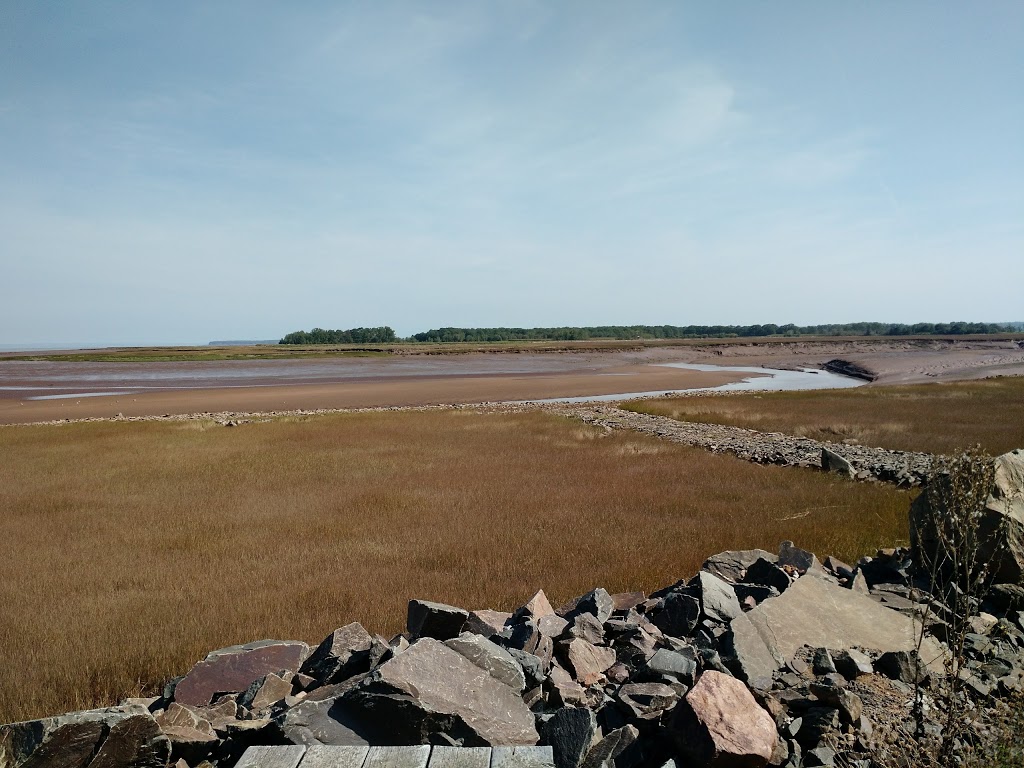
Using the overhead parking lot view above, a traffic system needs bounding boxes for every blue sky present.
[2,1,1021,344]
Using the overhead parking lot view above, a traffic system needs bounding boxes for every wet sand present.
[0,365,747,425]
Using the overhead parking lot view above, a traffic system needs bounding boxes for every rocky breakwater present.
[557,405,933,487]
[4,452,1024,768]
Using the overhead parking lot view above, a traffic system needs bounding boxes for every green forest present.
[279,322,1011,344]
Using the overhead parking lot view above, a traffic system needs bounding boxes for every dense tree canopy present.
[280,322,1011,345]
[279,327,396,344]
[409,322,1010,343]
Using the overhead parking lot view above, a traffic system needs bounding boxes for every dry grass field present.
[624,377,1024,455]
[0,409,910,724]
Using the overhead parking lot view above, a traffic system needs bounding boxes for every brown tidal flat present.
[0,365,748,424]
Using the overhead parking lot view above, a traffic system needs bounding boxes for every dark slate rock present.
[744,559,792,593]
[733,584,780,606]
[88,712,170,768]
[875,650,928,684]
[506,648,547,688]
[301,622,374,684]
[580,725,640,768]
[778,541,820,574]
[831,649,872,679]
[616,683,679,721]
[540,707,598,768]
[407,600,469,641]
[566,613,605,645]
[650,593,700,638]
[794,708,839,749]
[811,648,836,675]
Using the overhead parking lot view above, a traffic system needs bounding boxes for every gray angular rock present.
[616,683,679,720]
[777,541,821,575]
[444,632,527,691]
[696,571,743,624]
[821,449,855,479]
[540,707,598,768]
[301,622,374,683]
[564,589,615,625]
[702,550,778,584]
[641,648,697,686]
[174,640,309,706]
[351,638,538,746]
[567,614,605,645]
[670,671,776,768]
[723,612,781,683]
[407,600,469,641]
[277,695,371,746]
[832,649,872,679]
[875,650,928,684]
[730,569,945,676]
[538,614,570,639]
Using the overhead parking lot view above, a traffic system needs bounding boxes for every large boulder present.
[0,705,169,768]
[444,632,527,691]
[724,572,945,681]
[348,638,538,746]
[701,550,777,584]
[911,449,1024,584]
[174,639,309,706]
[670,671,776,767]
[407,600,469,641]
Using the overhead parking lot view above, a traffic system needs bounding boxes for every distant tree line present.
[279,327,396,344]
[280,322,1012,345]
[409,322,1010,343]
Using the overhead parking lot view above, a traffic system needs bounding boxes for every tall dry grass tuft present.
[625,377,1024,455]
[0,410,909,723]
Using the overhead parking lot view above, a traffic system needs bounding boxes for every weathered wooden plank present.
[490,746,555,768]
[427,746,492,768]
[300,745,371,768]
[362,745,432,768]
[235,745,307,768]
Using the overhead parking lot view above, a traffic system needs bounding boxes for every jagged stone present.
[350,637,538,746]
[174,640,309,706]
[650,593,700,638]
[514,590,556,621]
[778,541,820,575]
[616,683,679,720]
[0,705,159,768]
[444,632,527,691]
[580,725,639,768]
[744,559,791,593]
[696,571,743,624]
[465,610,512,637]
[88,712,170,768]
[407,600,469,641]
[702,550,778,584]
[238,672,293,714]
[547,665,588,707]
[610,592,647,612]
[808,682,862,725]
[811,649,836,675]
[670,671,776,767]
[506,648,547,688]
[567,614,605,645]
[722,611,780,684]
[875,650,928,684]
[821,449,855,479]
[641,648,698,686]
[540,707,598,768]
[559,638,616,686]
[831,649,872,679]
[564,589,615,625]
[277,694,371,746]
[301,622,374,683]
[538,614,570,639]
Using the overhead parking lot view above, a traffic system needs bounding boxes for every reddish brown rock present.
[670,671,776,767]
[466,609,513,637]
[515,589,556,621]
[174,640,309,706]
[559,638,616,686]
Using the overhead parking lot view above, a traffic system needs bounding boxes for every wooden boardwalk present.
[236,745,555,768]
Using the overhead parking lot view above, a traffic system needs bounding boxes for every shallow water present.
[513,363,864,404]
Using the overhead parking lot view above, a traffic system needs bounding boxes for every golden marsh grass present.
[0,409,910,723]
[624,377,1024,455]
